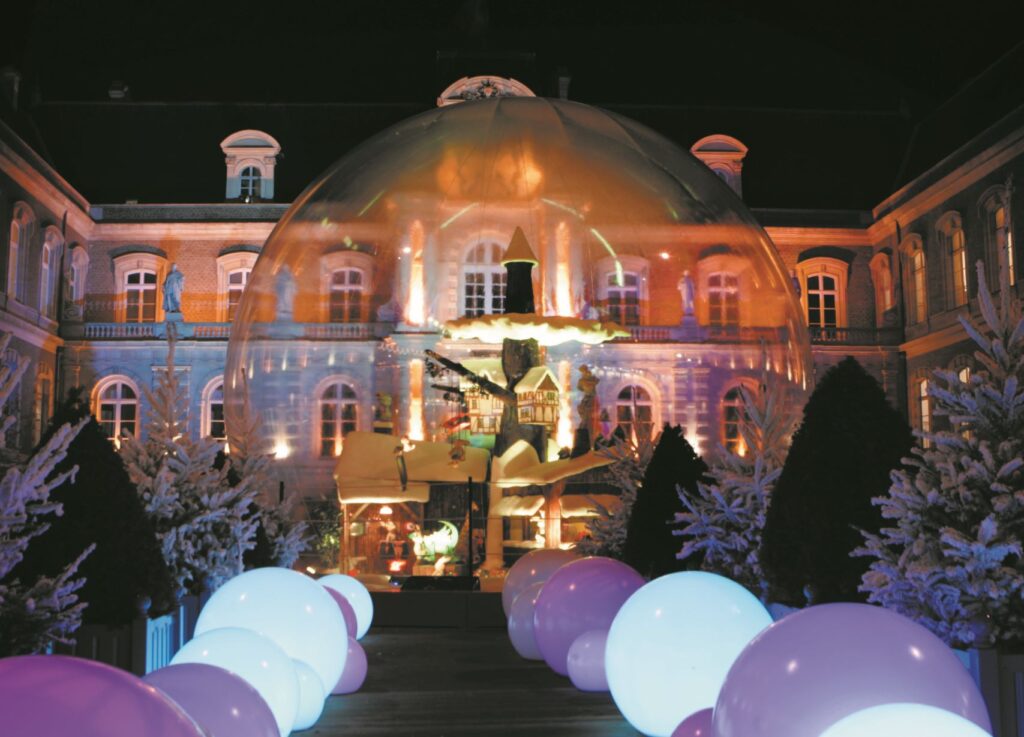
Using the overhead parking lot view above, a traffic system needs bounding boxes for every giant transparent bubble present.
[224,97,810,574]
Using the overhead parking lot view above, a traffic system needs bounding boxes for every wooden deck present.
[310,628,639,736]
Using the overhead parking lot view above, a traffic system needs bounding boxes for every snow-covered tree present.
[228,370,309,569]
[858,262,1024,648]
[674,374,797,600]
[121,330,260,598]
[575,431,657,559]
[0,331,93,655]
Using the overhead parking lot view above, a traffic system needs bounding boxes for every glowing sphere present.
[819,703,993,737]
[534,556,644,676]
[566,629,609,692]
[171,627,299,737]
[507,581,546,659]
[319,574,374,639]
[713,603,991,737]
[194,568,347,703]
[323,585,359,639]
[503,549,576,616]
[606,572,772,737]
[333,636,369,694]
[671,709,713,737]
[291,660,326,731]
[223,97,812,513]
[0,655,205,737]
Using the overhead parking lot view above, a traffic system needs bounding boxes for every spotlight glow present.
[819,703,993,737]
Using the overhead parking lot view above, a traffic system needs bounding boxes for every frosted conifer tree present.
[674,373,796,600]
[576,432,658,559]
[228,370,309,568]
[0,331,93,655]
[121,329,260,598]
[858,261,1024,648]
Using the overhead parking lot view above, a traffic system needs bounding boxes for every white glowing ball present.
[319,573,374,639]
[171,627,299,737]
[291,659,326,731]
[606,572,772,737]
[195,568,348,693]
[819,703,993,737]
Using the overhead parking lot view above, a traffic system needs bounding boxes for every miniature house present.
[514,366,560,429]
[460,358,506,436]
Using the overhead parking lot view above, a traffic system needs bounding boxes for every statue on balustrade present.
[162,264,185,317]
[275,265,296,319]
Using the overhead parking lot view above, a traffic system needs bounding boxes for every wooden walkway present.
[311,628,639,736]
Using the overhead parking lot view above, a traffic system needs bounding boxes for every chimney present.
[557,67,571,100]
[1,67,21,111]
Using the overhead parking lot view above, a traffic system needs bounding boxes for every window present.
[707,272,739,327]
[917,378,931,445]
[869,251,894,323]
[319,380,358,457]
[606,272,641,326]
[462,242,506,317]
[40,227,62,319]
[805,273,838,328]
[330,268,364,322]
[7,203,34,302]
[227,269,250,321]
[690,134,748,197]
[937,212,967,307]
[795,256,848,330]
[2,347,23,448]
[64,245,89,320]
[900,236,927,325]
[125,270,158,322]
[202,377,226,440]
[721,386,749,456]
[94,377,139,445]
[981,188,1015,288]
[34,370,53,445]
[616,385,653,441]
[239,166,262,200]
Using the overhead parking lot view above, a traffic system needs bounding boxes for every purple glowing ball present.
[533,556,644,676]
[507,581,546,660]
[566,629,609,692]
[144,663,278,737]
[502,548,576,616]
[713,603,992,737]
[0,655,206,737]
[332,636,368,694]
[324,586,359,639]
[671,708,713,737]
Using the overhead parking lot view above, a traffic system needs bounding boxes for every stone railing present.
[66,321,392,341]
[807,326,903,346]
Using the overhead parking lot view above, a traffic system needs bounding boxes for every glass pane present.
[121,384,136,399]
[323,384,337,399]
[120,404,136,421]
[341,384,357,399]
[143,272,157,284]
[807,276,819,290]
[127,272,140,285]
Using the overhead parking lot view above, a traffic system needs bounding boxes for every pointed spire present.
[501,226,539,266]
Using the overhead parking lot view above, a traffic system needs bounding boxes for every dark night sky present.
[4,0,1022,113]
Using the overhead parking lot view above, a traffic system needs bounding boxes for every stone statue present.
[162,263,184,314]
[275,265,296,319]
[576,364,601,439]
[679,270,696,318]
[790,269,801,298]
[373,392,394,433]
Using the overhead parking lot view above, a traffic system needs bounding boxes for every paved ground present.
[310,628,639,736]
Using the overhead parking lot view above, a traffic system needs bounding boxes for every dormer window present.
[690,134,748,196]
[220,130,281,202]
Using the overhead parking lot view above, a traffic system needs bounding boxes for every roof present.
[514,366,559,394]
[491,440,616,487]
[501,226,539,266]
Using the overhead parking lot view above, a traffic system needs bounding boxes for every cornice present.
[0,142,93,237]
[900,321,969,359]
[92,221,277,241]
[764,227,870,248]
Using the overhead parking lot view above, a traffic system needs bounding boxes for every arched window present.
[125,269,158,322]
[869,251,894,323]
[721,382,759,456]
[40,227,62,319]
[900,236,927,325]
[34,367,54,446]
[916,378,931,446]
[239,166,262,200]
[227,268,250,321]
[94,377,139,445]
[707,272,739,327]
[7,203,34,303]
[202,376,226,440]
[2,347,23,448]
[937,212,967,307]
[330,268,364,322]
[615,385,653,441]
[606,272,641,326]
[319,380,358,457]
[66,246,89,319]
[462,242,506,317]
[795,256,848,331]
[981,187,1015,288]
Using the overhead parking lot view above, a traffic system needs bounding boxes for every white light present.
[195,568,348,701]
[290,659,326,731]
[171,627,299,737]
[319,573,374,640]
[819,703,993,737]
[606,572,772,737]
[273,439,291,459]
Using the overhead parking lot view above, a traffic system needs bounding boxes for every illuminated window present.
[330,268,364,322]
[2,348,22,448]
[900,236,927,325]
[94,377,139,443]
[795,256,848,331]
[869,251,894,322]
[462,242,506,317]
[805,273,839,328]
[320,381,358,457]
[239,166,262,200]
[606,272,641,326]
[721,384,756,456]
[937,213,967,307]
[40,227,62,319]
[616,385,653,441]
[707,272,739,327]
[202,377,226,440]
[981,188,1015,287]
[917,378,931,445]
[7,202,34,303]
[225,268,250,321]
[125,270,158,322]
[34,370,53,446]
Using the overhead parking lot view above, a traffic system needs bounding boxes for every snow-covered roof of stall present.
[514,366,559,394]
[335,431,490,503]
[445,314,630,346]
[490,440,616,488]
[460,358,506,388]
